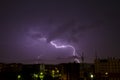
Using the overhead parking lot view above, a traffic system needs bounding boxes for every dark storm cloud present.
[47,19,104,43]
[47,20,76,42]
[0,0,120,63]
[71,20,103,33]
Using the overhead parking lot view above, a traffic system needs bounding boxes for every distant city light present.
[52,70,55,74]
[40,72,43,75]
[57,70,59,73]
[90,74,94,78]
[105,72,108,75]
[17,75,21,79]
[33,74,38,78]
[39,72,44,79]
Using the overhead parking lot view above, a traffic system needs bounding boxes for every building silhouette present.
[95,58,120,80]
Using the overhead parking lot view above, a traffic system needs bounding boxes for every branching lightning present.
[50,41,80,63]
[38,37,80,63]
[50,41,76,56]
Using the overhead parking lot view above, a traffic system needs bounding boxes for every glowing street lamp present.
[105,72,108,75]
[90,73,94,80]
[17,75,21,80]
[39,72,44,79]
[90,74,94,78]
[40,72,43,75]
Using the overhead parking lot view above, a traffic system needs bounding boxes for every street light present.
[39,72,44,80]
[90,74,94,80]
[105,72,108,75]
[17,75,21,80]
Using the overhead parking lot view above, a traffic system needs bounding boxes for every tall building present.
[95,58,120,80]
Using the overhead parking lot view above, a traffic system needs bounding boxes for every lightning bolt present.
[38,37,80,63]
[50,41,80,63]
[50,40,76,56]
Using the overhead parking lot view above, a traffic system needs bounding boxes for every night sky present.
[0,0,120,64]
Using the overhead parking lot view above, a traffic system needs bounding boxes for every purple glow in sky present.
[38,37,80,63]
[0,1,120,64]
